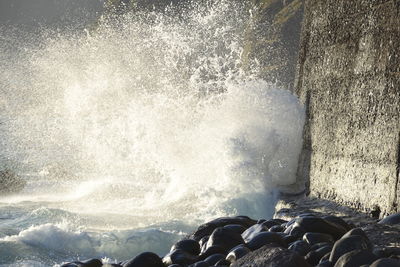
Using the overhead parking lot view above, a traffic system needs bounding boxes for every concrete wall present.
[243,0,304,90]
[296,0,400,217]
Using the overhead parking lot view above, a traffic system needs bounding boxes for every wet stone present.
[123,252,164,267]
[322,216,352,231]
[189,261,209,267]
[226,245,251,262]
[269,225,284,232]
[379,213,400,225]
[203,254,226,265]
[191,216,256,241]
[246,231,287,251]
[294,217,347,240]
[206,227,244,252]
[305,245,333,266]
[198,246,227,261]
[223,224,247,234]
[303,232,334,245]
[162,249,197,266]
[214,259,231,266]
[241,223,268,242]
[288,240,311,256]
[334,249,378,267]
[231,244,311,267]
[329,235,372,263]
[370,258,400,267]
[171,239,201,256]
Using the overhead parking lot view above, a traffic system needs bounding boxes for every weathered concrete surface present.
[295,0,400,217]
[243,0,304,90]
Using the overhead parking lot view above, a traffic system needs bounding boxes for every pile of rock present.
[61,213,400,267]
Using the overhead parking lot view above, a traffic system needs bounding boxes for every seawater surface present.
[0,1,305,266]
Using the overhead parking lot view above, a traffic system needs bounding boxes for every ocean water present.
[0,1,305,266]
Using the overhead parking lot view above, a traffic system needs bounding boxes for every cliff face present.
[243,0,304,90]
[295,0,400,217]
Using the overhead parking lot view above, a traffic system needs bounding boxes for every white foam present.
[0,1,305,264]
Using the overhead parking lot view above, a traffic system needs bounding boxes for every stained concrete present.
[295,0,400,217]
[243,0,304,90]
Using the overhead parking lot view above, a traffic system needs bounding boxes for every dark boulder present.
[162,249,197,266]
[214,259,231,266]
[189,262,209,267]
[203,254,225,265]
[370,258,400,267]
[198,246,227,261]
[269,225,284,232]
[379,213,400,225]
[322,216,352,231]
[231,244,311,267]
[241,224,269,242]
[171,239,201,256]
[246,232,287,251]
[305,245,333,266]
[341,228,369,241]
[223,224,247,234]
[226,245,251,263]
[333,249,378,267]
[288,240,311,256]
[190,216,256,241]
[303,232,334,245]
[295,217,347,240]
[123,252,164,267]
[206,227,244,252]
[329,235,372,263]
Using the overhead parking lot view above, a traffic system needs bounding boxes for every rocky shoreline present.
[61,197,400,267]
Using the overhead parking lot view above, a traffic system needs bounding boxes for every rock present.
[214,259,231,266]
[231,244,311,267]
[226,245,251,263]
[319,252,331,263]
[303,232,334,245]
[62,259,103,267]
[370,258,400,267]
[203,254,225,265]
[283,235,298,244]
[223,224,247,234]
[198,246,227,261]
[322,216,352,231]
[261,220,281,229]
[269,225,284,232]
[295,217,347,240]
[190,216,257,241]
[241,223,269,242]
[333,249,378,267]
[171,239,201,256]
[305,245,333,266]
[123,252,164,267]
[341,228,369,241]
[206,227,244,252]
[373,247,400,258]
[311,242,333,251]
[379,213,400,225]
[288,240,311,256]
[289,225,306,239]
[329,235,372,263]
[316,261,334,267]
[246,232,287,251]
[163,249,197,266]
[189,262,209,267]
[102,264,122,267]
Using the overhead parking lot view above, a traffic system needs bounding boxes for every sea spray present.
[0,1,304,264]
